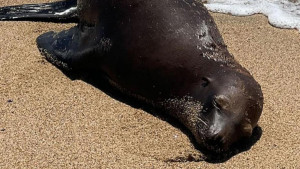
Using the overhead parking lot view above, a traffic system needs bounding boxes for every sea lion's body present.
[1,0,263,153]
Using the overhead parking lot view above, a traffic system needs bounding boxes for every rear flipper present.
[0,0,77,23]
[37,25,109,71]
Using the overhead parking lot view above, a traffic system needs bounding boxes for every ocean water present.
[203,0,300,31]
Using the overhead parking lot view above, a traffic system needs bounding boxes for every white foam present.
[203,0,300,31]
[54,7,77,16]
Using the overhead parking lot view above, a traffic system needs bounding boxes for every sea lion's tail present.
[0,0,77,23]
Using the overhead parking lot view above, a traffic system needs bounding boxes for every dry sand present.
[0,0,299,168]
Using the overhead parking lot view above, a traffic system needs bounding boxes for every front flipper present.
[37,25,111,71]
[0,0,77,23]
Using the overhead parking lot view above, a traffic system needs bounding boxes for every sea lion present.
[0,0,263,153]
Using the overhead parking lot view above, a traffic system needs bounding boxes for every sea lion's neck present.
[76,0,134,24]
[77,0,106,25]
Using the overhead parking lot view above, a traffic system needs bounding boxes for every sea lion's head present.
[187,69,264,153]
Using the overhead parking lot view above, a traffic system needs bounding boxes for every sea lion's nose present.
[205,132,228,151]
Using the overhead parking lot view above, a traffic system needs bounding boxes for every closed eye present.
[212,99,221,110]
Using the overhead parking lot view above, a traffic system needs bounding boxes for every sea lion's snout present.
[197,92,258,153]
[204,127,232,152]
[204,118,254,153]
[203,110,235,152]
[200,115,243,152]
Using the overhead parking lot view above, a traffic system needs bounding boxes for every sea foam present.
[203,0,300,31]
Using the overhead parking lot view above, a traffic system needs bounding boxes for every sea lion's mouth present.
[202,137,229,153]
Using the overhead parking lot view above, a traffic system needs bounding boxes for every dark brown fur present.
[1,0,264,153]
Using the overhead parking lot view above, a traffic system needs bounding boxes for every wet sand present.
[0,0,299,168]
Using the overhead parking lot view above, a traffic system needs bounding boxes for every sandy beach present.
[0,0,299,168]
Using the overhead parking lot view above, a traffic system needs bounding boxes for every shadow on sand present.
[59,69,262,163]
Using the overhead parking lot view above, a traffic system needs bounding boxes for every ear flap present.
[214,95,230,109]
